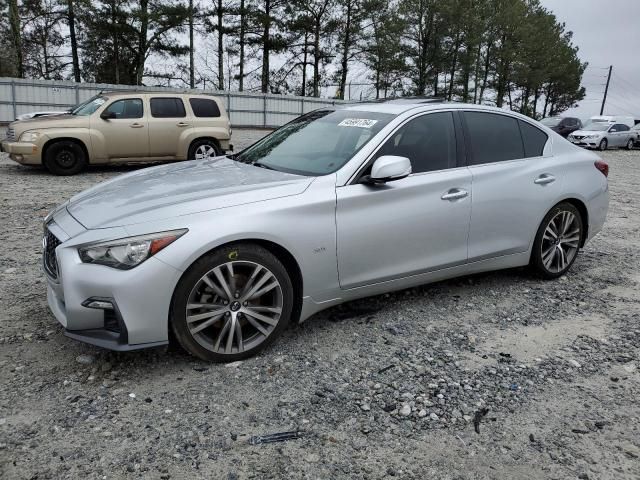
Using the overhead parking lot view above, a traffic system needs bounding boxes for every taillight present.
[594,160,609,177]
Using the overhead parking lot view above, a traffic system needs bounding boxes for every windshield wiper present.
[253,161,277,171]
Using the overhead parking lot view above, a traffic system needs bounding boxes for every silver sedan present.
[43,102,609,361]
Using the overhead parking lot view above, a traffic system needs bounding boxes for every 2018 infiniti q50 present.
[42,102,609,361]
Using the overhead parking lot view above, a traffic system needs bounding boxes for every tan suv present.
[1,91,231,175]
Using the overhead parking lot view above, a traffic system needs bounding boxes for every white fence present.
[0,77,348,127]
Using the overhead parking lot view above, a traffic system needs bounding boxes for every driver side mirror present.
[100,110,116,120]
[361,155,412,184]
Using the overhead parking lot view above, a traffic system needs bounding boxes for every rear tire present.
[43,140,87,175]
[598,138,608,151]
[170,243,294,362]
[531,202,583,279]
[188,139,221,160]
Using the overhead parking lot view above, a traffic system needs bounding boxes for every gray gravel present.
[1,135,639,479]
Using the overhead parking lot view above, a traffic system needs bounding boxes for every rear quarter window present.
[519,120,548,158]
[189,98,221,118]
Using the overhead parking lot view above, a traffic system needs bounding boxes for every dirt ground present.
[0,133,638,480]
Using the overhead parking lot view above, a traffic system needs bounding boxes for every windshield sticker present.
[338,118,378,128]
[94,98,106,105]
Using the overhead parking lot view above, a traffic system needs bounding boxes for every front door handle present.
[441,188,469,201]
[534,174,556,185]
[130,123,144,128]
[177,122,190,127]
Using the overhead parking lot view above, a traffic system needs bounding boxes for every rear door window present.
[464,111,525,165]
[150,97,186,118]
[189,98,221,117]
[518,120,548,158]
[374,111,457,173]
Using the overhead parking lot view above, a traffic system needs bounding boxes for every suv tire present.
[44,140,87,175]
[188,139,221,160]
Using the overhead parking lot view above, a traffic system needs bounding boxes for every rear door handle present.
[534,174,556,185]
[441,188,469,201]
[130,123,144,128]
[177,122,190,127]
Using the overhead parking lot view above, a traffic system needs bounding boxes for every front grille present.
[572,135,585,140]
[43,228,61,278]
[5,127,15,142]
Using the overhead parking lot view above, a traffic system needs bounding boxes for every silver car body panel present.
[44,103,609,349]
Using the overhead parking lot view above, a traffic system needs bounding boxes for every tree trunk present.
[301,31,308,97]
[8,0,22,77]
[337,0,352,100]
[189,0,194,88]
[217,0,224,90]
[313,20,320,97]
[136,0,148,85]
[479,44,490,103]
[261,0,270,93]
[447,31,460,101]
[238,0,245,91]
[111,1,120,84]
[67,0,80,82]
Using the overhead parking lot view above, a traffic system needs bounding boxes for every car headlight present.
[78,229,187,270]
[19,131,41,142]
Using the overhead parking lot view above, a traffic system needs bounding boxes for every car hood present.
[11,114,85,134]
[66,158,313,229]
[571,129,605,136]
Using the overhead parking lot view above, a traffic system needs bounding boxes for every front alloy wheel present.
[171,244,293,362]
[531,202,583,279]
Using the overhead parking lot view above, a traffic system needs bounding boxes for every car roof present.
[339,101,526,117]
[100,90,218,98]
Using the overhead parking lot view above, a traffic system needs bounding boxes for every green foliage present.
[5,0,587,111]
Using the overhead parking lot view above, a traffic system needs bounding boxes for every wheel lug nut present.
[234,292,240,298]
[243,302,247,306]
[223,300,228,305]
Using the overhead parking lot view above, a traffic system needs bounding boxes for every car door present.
[615,124,631,146]
[462,111,561,261]
[148,96,192,157]
[335,111,472,289]
[96,97,149,159]
[607,124,622,146]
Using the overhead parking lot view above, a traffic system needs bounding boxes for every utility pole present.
[600,65,612,115]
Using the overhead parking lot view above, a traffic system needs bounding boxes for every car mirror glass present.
[100,111,116,120]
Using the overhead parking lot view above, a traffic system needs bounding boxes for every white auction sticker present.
[338,118,378,128]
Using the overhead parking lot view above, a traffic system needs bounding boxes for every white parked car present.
[568,122,635,151]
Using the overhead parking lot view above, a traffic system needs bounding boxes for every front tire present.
[531,202,583,279]
[598,138,608,151]
[43,140,87,175]
[170,243,294,362]
[624,138,634,150]
[188,139,221,160]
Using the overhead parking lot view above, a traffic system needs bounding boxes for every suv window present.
[104,98,143,119]
[374,112,456,173]
[464,111,524,165]
[518,120,548,158]
[150,97,186,118]
[189,98,221,117]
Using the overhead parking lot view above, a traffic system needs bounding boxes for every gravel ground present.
[0,133,639,480]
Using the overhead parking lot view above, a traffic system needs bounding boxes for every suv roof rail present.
[369,96,449,104]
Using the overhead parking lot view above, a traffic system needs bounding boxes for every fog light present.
[82,298,114,310]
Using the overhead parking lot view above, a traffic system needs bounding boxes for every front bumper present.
[1,140,41,164]
[45,212,183,351]
[568,137,600,148]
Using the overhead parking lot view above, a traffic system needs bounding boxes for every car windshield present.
[587,123,611,131]
[541,117,561,127]
[233,109,395,176]
[71,95,107,116]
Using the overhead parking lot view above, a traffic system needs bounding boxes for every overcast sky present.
[539,0,640,120]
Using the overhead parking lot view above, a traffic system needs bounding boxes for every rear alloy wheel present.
[171,244,293,362]
[598,138,608,151]
[188,139,220,160]
[531,202,583,279]
[44,140,87,175]
[625,138,634,150]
